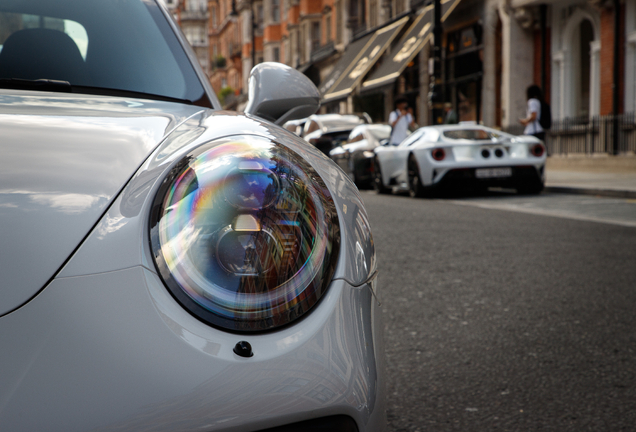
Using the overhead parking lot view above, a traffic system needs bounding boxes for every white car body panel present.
[1,102,384,431]
[0,269,384,431]
[0,0,384,428]
[375,126,546,191]
[0,91,203,316]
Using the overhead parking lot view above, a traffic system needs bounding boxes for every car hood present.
[0,90,204,316]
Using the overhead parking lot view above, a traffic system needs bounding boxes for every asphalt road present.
[361,190,636,431]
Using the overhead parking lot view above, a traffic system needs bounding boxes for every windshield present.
[318,115,363,130]
[0,0,211,106]
[367,125,391,140]
[443,129,494,141]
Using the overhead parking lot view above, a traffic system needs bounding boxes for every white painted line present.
[446,199,636,228]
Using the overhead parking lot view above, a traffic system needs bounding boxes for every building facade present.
[207,0,243,107]
[166,0,635,153]
[165,0,211,76]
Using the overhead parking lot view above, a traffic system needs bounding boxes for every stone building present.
[164,0,211,76]
[207,0,243,107]
[167,0,635,153]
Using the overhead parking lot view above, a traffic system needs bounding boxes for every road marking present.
[446,199,636,228]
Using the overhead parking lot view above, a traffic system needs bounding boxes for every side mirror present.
[245,62,320,125]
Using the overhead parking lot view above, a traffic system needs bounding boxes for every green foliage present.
[214,55,227,68]
[217,86,234,105]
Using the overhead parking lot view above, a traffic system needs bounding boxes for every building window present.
[554,7,601,119]
[369,0,377,28]
[311,21,320,52]
[256,3,264,32]
[325,11,332,43]
[272,0,280,24]
[273,46,280,62]
[349,0,365,35]
[290,30,298,66]
[445,24,484,123]
[335,0,342,44]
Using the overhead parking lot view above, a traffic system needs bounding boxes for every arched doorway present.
[572,19,594,117]
[556,7,601,119]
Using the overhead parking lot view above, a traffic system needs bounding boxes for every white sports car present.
[373,125,546,196]
[0,1,385,431]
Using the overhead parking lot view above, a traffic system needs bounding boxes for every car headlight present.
[149,135,340,332]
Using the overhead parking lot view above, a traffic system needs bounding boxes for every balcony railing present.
[180,10,209,21]
[503,113,636,155]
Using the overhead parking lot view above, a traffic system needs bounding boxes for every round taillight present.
[531,143,545,157]
[431,148,446,161]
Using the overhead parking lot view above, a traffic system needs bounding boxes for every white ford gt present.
[373,125,546,197]
[0,1,385,431]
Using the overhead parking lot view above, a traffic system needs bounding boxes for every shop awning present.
[319,33,374,97]
[361,0,462,92]
[322,16,409,102]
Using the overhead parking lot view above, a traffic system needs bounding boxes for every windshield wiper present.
[0,78,72,92]
[69,85,194,105]
[0,78,195,105]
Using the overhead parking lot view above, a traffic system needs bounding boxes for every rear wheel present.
[373,158,391,194]
[408,155,426,198]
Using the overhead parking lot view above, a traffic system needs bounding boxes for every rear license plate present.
[475,167,512,179]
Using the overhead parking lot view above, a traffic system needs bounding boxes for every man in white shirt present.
[389,97,416,145]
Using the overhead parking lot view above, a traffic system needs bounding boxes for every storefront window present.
[445,23,483,123]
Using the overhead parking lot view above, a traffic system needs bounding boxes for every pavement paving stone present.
[545,155,636,198]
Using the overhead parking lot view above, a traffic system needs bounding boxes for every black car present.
[302,113,370,155]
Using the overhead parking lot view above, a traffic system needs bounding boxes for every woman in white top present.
[519,84,545,141]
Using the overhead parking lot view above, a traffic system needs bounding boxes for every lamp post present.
[428,0,443,124]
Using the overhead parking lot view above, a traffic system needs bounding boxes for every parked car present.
[0,1,385,431]
[303,113,370,155]
[282,117,307,136]
[330,124,392,188]
[373,125,546,196]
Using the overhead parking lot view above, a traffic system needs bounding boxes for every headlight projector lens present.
[150,136,340,332]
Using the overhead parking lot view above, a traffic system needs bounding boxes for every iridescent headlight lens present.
[149,136,339,332]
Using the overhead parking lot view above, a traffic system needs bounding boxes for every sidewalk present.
[545,154,636,198]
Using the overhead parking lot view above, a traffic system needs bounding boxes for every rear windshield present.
[0,0,211,106]
[319,115,363,130]
[367,125,391,140]
[443,129,493,141]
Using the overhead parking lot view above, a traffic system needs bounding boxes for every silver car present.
[330,124,392,189]
[0,1,385,431]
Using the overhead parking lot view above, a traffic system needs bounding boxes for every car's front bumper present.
[0,267,386,432]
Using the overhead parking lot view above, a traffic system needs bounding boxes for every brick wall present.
[600,4,625,115]
[533,27,551,103]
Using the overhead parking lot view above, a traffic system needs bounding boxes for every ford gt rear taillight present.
[530,143,545,157]
[149,136,339,332]
[431,148,446,161]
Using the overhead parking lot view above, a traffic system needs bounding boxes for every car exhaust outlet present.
[481,149,490,158]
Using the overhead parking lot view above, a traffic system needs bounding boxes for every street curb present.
[545,186,636,199]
